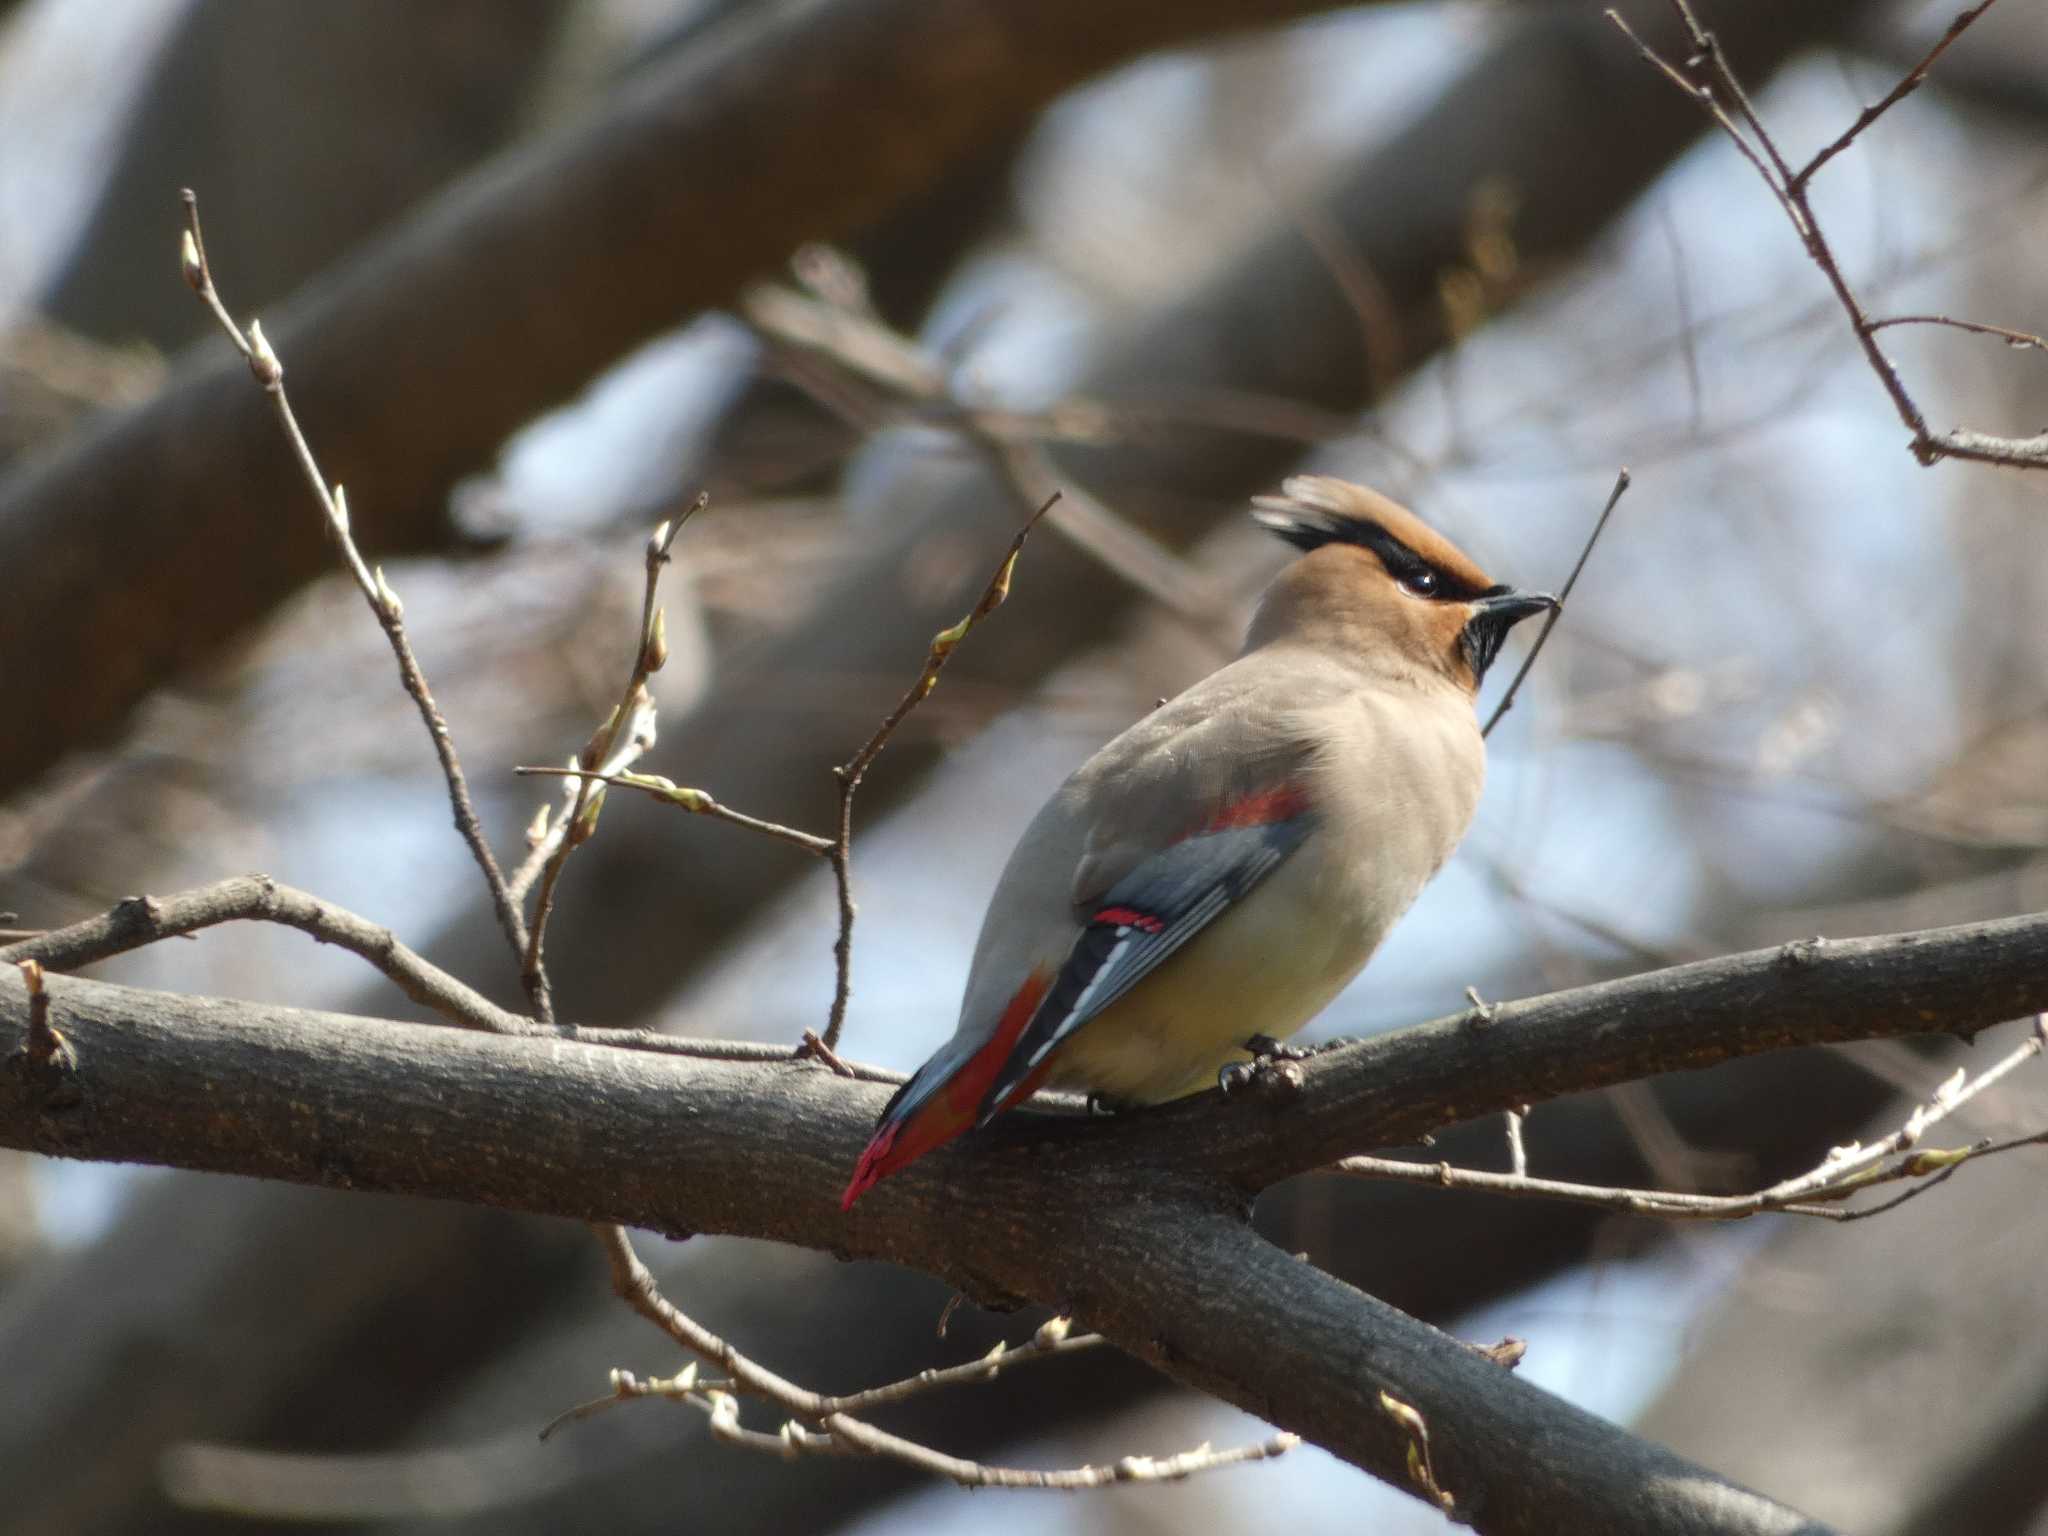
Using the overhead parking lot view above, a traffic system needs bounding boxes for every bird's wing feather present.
[974,792,1317,1121]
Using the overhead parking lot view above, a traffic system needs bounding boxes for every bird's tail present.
[840,968,1053,1209]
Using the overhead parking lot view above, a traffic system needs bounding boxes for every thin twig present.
[569,1029,898,1074]
[178,191,540,1007]
[517,487,1061,1069]
[1828,1126,2048,1222]
[813,491,1060,1054]
[0,878,907,1074]
[1504,1105,1529,1179]
[9,959,62,1064]
[1333,1015,2048,1221]
[1662,0,1798,191]
[1608,1,2048,472]
[580,1223,1291,1489]
[1378,1392,1455,1515]
[1790,0,2000,193]
[1481,468,1629,738]
[1865,314,2047,350]
[822,1317,1104,1414]
[796,1029,858,1078]
[507,706,660,903]
[983,439,1242,638]
[1606,12,1805,237]
[513,768,834,857]
[517,499,705,1015]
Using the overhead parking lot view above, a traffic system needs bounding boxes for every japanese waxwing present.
[842,476,1555,1208]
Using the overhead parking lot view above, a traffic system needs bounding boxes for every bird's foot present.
[1243,1033,1313,1063]
[1085,1091,1130,1117]
[1219,1040,1307,1101]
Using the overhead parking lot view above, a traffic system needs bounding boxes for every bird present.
[841,476,1555,1210]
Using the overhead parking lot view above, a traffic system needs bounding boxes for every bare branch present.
[1334,1019,2047,1223]
[817,1316,1105,1415]
[586,1223,1284,1491]
[1609,0,2048,471]
[1790,0,2000,192]
[506,706,660,903]
[0,875,526,1036]
[519,500,706,1017]
[812,1411,1297,1490]
[0,877,885,1072]
[817,491,1060,1053]
[514,483,1055,1060]
[177,192,537,1005]
[513,768,836,858]
[1481,467,1628,738]
[1862,314,2047,351]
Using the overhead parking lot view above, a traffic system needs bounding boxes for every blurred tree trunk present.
[0,0,1366,802]
[37,0,571,352]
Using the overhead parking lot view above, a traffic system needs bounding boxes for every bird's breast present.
[1044,686,1484,1105]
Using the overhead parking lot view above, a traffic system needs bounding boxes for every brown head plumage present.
[1247,476,1554,693]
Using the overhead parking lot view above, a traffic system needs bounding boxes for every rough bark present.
[6,905,2044,1530]
[383,1045,1905,1536]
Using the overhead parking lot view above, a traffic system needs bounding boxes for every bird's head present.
[1247,476,1556,695]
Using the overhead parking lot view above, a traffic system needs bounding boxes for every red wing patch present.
[1198,783,1311,835]
[1091,906,1164,933]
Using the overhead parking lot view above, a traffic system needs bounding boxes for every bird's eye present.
[1399,569,1439,598]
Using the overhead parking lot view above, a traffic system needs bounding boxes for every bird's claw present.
[1219,1050,1305,1101]
[1218,1059,1257,1096]
[1244,1033,1313,1063]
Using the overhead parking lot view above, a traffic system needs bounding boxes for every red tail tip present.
[841,1124,898,1211]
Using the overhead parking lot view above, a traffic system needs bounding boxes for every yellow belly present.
[1039,831,1410,1103]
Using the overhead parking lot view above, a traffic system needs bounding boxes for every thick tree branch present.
[8,905,2048,1530]
[1181,914,2048,1186]
[0,0,1369,800]
[0,972,1828,1533]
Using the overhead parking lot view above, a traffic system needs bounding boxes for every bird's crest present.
[1251,476,1495,597]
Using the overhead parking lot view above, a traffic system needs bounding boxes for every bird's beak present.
[1472,590,1559,627]
[1460,589,1558,683]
